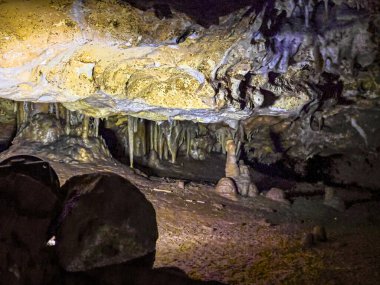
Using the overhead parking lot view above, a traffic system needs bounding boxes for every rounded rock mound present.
[56,172,158,272]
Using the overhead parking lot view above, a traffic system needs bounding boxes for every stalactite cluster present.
[13,101,101,140]
[109,116,249,168]
[9,100,252,169]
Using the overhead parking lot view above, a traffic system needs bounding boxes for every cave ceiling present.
[0,0,379,125]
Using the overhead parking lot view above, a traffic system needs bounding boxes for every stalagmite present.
[82,115,89,139]
[225,139,240,178]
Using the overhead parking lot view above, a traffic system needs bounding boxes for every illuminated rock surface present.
[1,0,377,123]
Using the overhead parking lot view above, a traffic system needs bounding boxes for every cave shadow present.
[123,0,267,27]
[0,164,227,285]
[65,252,227,285]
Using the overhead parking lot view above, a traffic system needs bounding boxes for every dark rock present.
[56,172,158,272]
[324,187,345,212]
[0,172,61,285]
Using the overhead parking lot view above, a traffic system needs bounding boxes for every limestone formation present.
[265,188,290,204]
[148,150,160,168]
[1,0,376,125]
[215,177,238,201]
[247,183,259,198]
[225,140,240,178]
[234,161,259,198]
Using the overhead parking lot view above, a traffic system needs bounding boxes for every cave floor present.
[144,180,380,285]
[1,145,380,285]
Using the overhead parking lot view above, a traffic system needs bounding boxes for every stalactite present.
[94,118,99,137]
[186,128,191,157]
[158,126,164,160]
[163,139,169,161]
[127,115,137,168]
[65,109,71,135]
[49,103,55,116]
[16,102,23,130]
[324,0,329,20]
[236,140,242,161]
[23,102,31,122]
[54,103,60,120]
[165,120,184,164]
[304,0,310,28]
[216,128,230,154]
[82,115,89,139]
[149,121,154,151]
[140,119,146,156]
[154,122,159,153]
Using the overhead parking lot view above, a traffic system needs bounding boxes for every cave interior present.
[0,0,379,284]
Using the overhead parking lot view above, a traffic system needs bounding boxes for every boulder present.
[265,187,289,204]
[56,173,158,272]
[0,172,61,284]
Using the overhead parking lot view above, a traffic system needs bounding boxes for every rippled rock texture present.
[0,0,377,124]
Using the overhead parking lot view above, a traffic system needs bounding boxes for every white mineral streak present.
[350,117,368,146]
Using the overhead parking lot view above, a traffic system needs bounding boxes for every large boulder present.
[56,173,158,272]
[0,172,61,285]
